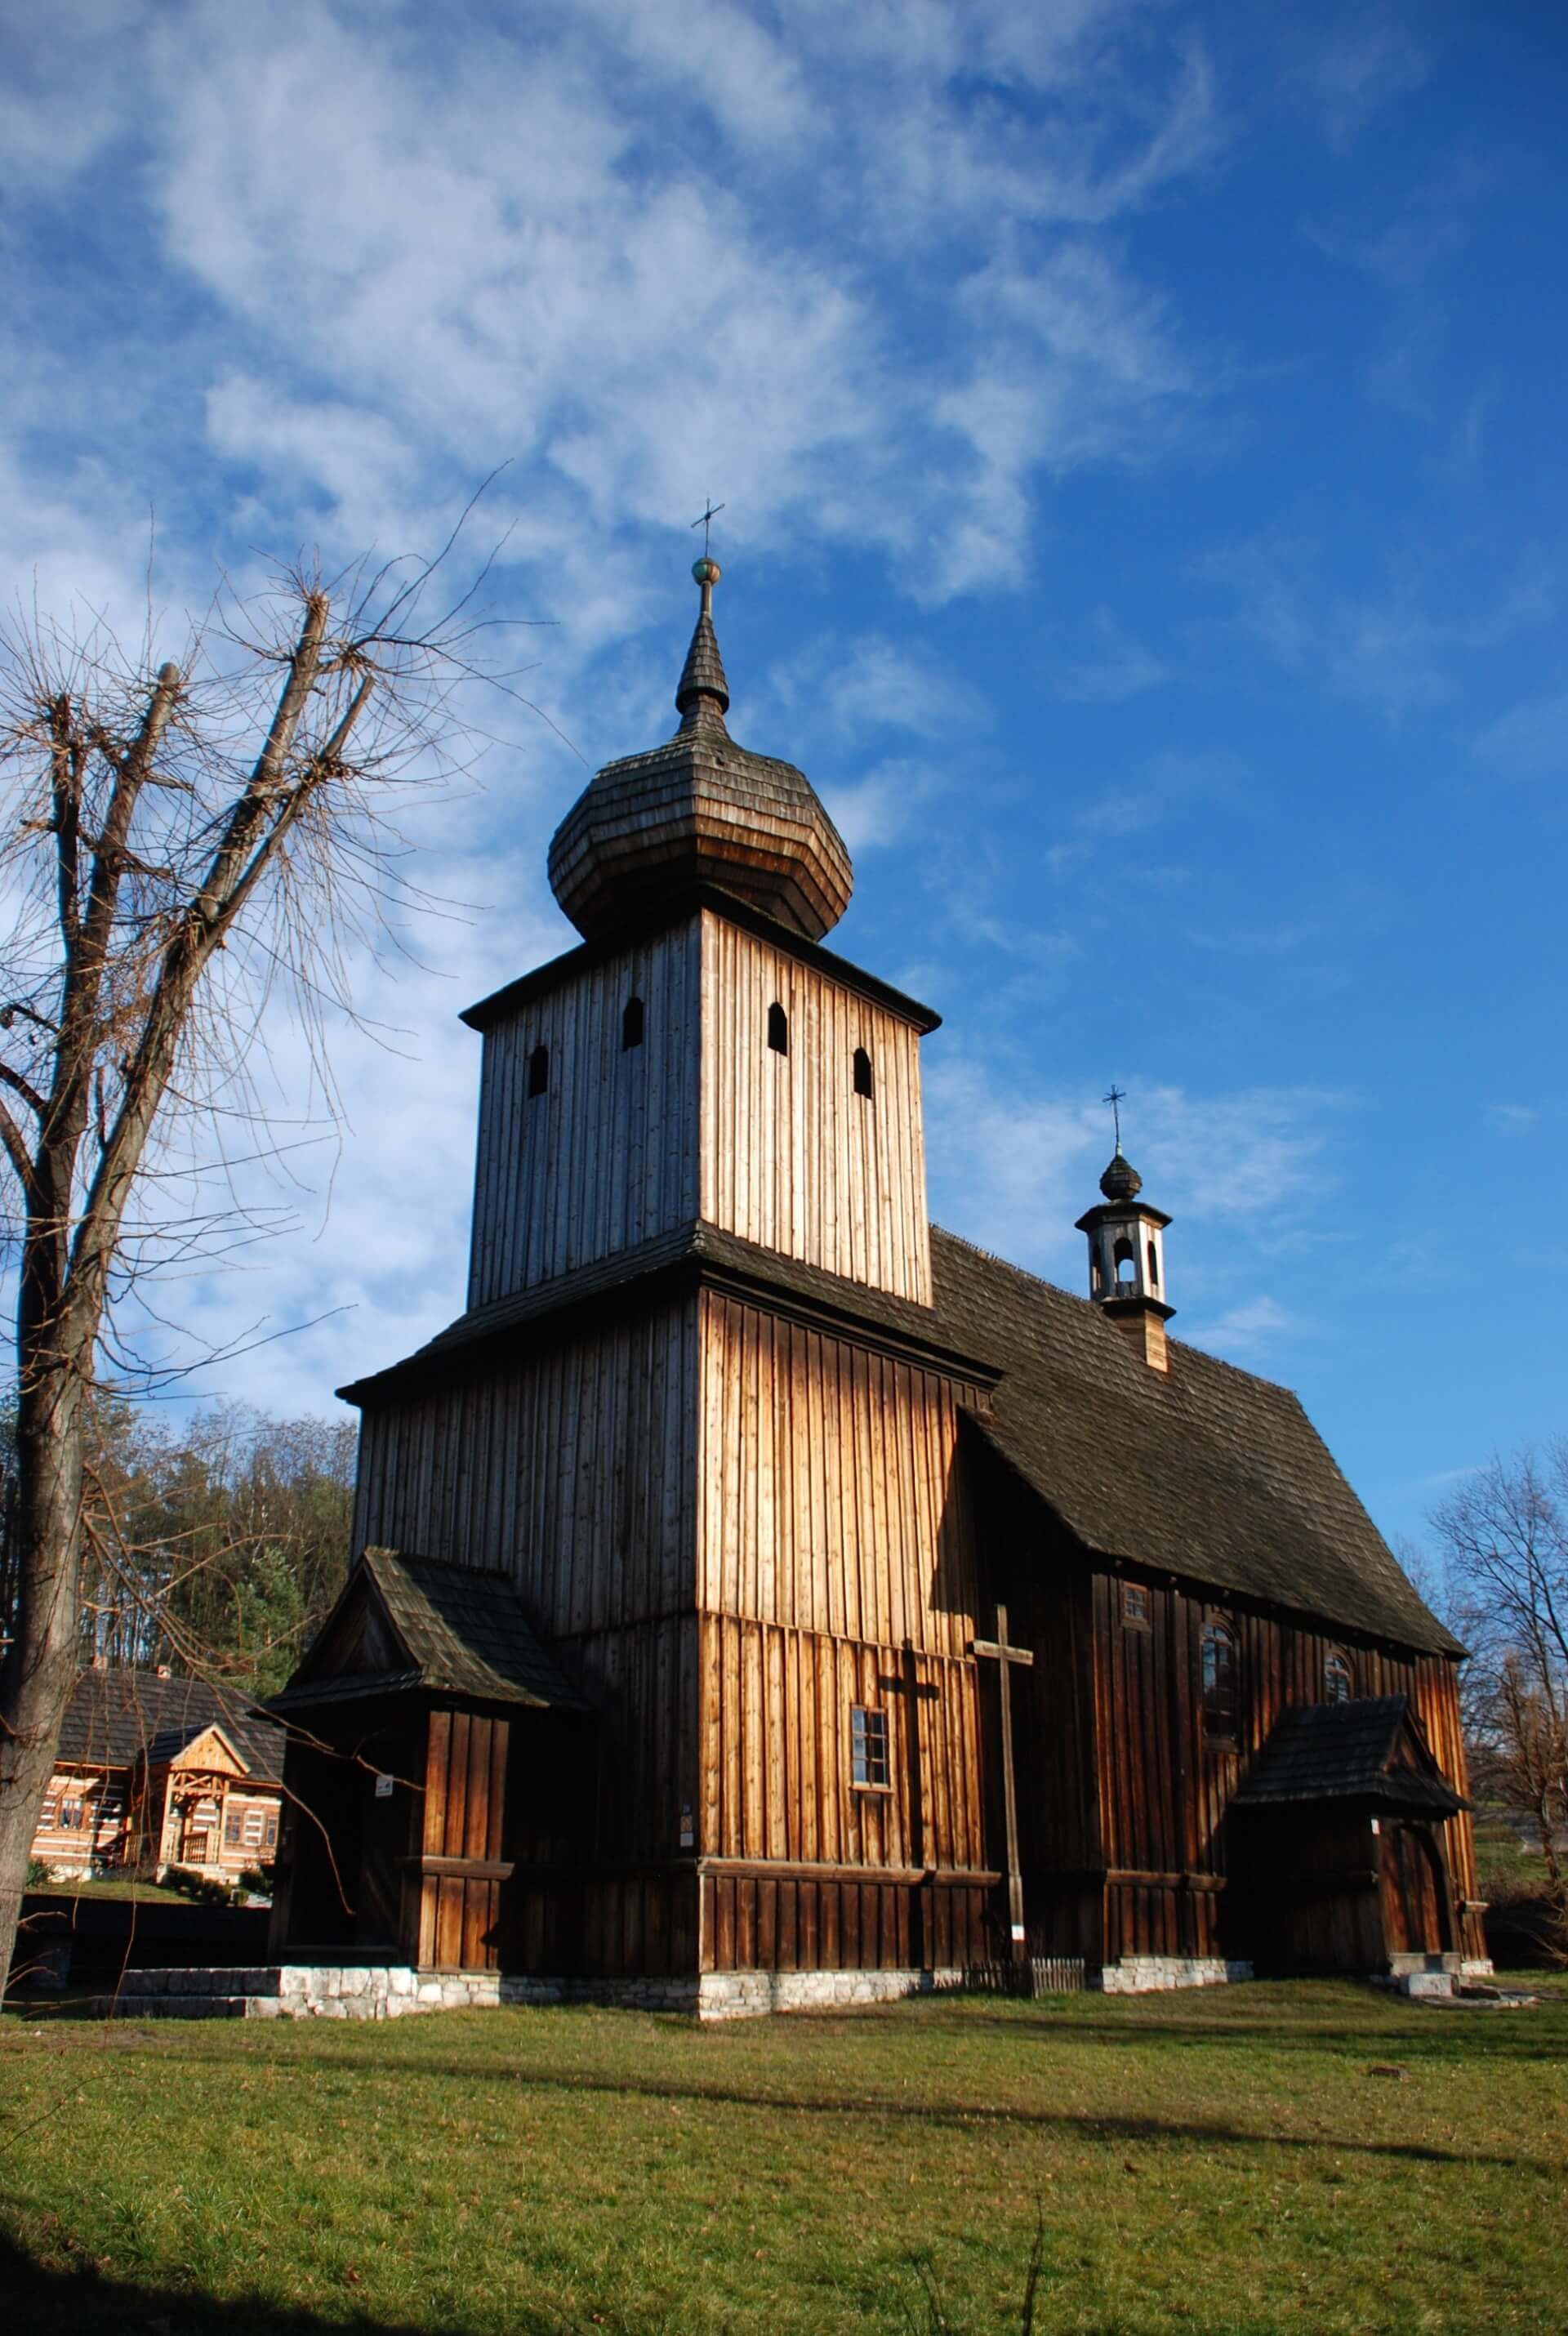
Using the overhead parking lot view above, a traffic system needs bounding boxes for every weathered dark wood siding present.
[467,924,702,1307]
[694,1291,993,1970]
[699,914,933,1303]
[1085,1571,1481,1965]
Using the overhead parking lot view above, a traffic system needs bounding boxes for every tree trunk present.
[0,1364,87,2001]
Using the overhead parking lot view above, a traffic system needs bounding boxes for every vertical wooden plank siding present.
[467,922,702,1306]
[354,1300,701,1638]
[697,912,933,1304]
[693,1290,994,1971]
[1089,1573,1482,1964]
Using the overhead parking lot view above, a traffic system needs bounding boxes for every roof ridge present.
[929,1221,1302,1400]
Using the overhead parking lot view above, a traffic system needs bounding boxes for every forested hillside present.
[0,1402,355,1696]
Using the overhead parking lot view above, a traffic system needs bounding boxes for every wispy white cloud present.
[1476,693,1568,781]
[1279,12,1431,154]
[1049,607,1170,702]
[1192,531,1553,717]
[1178,1295,1303,1359]
[924,1060,1343,1300]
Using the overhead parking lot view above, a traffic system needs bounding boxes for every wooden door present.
[1379,1821,1450,1955]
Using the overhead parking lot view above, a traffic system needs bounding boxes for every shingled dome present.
[1099,1148,1143,1203]
[548,558,853,943]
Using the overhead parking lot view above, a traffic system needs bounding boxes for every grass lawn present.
[2,1977,1564,2334]
[25,1875,230,1904]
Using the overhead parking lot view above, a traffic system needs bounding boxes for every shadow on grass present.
[158,2048,1537,2172]
[0,2227,532,2336]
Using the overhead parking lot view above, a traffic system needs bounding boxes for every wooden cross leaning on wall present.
[970,1603,1035,1962]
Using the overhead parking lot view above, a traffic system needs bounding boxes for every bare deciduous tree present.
[1431,1444,1568,1947]
[0,551,497,1995]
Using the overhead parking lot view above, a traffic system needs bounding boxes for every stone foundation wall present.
[96,1963,969,2022]
[1096,1956,1252,1994]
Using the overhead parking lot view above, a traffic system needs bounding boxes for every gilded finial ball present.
[692,555,721,586]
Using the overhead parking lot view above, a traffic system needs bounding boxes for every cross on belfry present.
[971,1603,1035,1961]
[1103,1084,1126,1148]
[690,499,726,554]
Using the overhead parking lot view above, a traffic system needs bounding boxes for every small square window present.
[60,1799,85,1830]
[1122,1581,1152,1628]
[850,1705,890,1790]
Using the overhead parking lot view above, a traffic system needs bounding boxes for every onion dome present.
[548,558,853,943]
[1098,1148,1143,1204]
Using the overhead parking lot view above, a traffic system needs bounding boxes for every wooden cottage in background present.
[267,557,1484,2009]
[33,1666,283,1882]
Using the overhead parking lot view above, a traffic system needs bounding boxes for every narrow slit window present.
[1122,1581,1152,1629]
[621,996,644,1050]
[768,1001,789,1056]
[527,1042,549,1099]
[850,1704,890,1789]
[1147,1240,1159,1290]
[853,1045,874,1099]
[1324,1651,1353,1705]
[1200,1620,1238,1742]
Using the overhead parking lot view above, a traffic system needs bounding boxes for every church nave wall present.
[696,1613,987,1880]
[697,1292,984,1659]
[1089,1571,1481,1960]
[467,922,702,1308]
[353,1298,701,1638]
[698,914,933,1303]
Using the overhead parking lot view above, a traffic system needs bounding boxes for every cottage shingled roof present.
[54,1668,285,1782]
[271,1549,589,1714]
[927,1228,1461,1658]
[1232,1696,1467,1817]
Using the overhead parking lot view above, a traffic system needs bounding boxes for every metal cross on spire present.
[1103,1084,1127,1150]
[690,499,726,555]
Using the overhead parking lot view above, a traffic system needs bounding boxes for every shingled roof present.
[1232,1696,1467,1817]
[270,1549,589,1715]
[55,1668,285,1782]
[928,1228,1461,1657]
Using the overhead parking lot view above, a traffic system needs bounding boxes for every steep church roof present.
[928,1228,1461,1657]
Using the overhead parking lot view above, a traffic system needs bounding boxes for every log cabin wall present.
[352,1299,703,1976]
[466,922,702,1308]
[1090,1571,1483,1964]
[698,913,933,1305]
[695,1291,994,1973]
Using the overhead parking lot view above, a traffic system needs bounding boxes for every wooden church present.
[266,556,1485,2010]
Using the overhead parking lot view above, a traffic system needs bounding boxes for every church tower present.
[461,557,935,1311]
[327,557,996,2004]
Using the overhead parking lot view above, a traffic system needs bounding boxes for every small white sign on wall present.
[374,1773,394,1799]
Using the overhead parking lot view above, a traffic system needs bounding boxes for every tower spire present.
[677,506,730,729]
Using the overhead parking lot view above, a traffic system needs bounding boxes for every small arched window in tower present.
[527,1042,550,1099]
[1147,1239,1160,1291]
[1113,1234,1136,1286]
[768,1001,789,1056]
[621,996,644,1051]
[853,1045,874,1099]
[1324,1650,1353,1705]
[1200,1619,1237,1742]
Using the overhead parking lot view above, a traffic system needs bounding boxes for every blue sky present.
[2,1,1564,1558]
